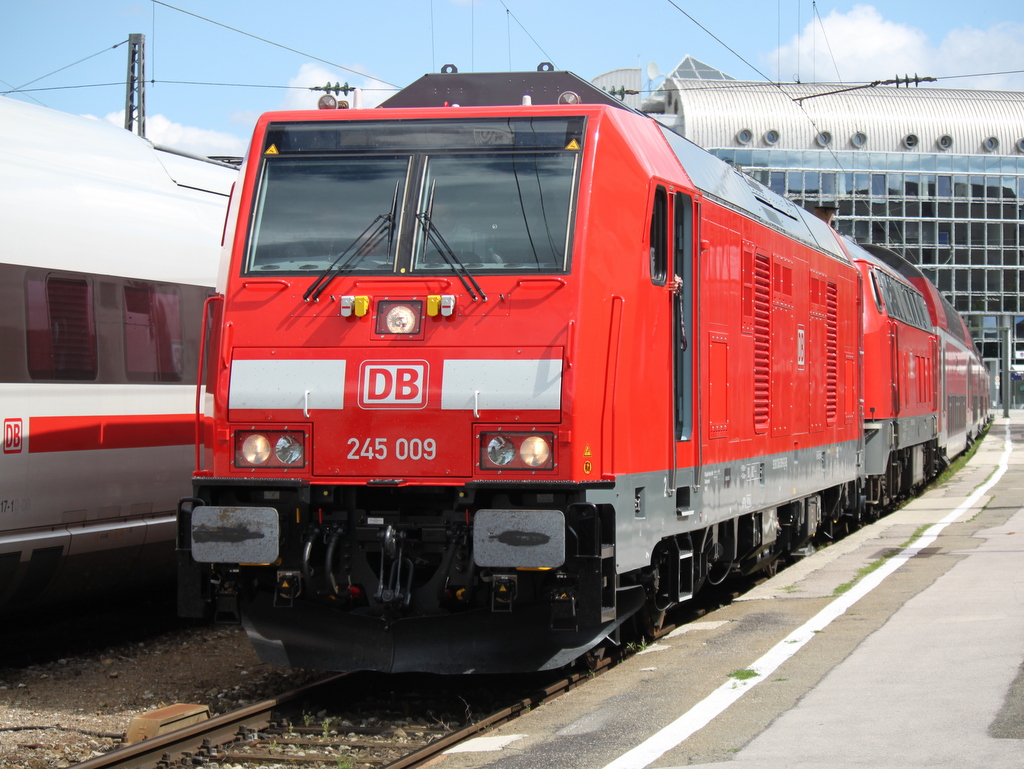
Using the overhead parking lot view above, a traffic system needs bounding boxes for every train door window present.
[650,186,668,286]
[123,284,184,382]
[26,276,97,380]
[673,192,694,440]
[869,270,884,312]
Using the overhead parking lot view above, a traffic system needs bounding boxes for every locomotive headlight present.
[275,434,303,464]
[242,434,271,465]
[235,430,307,469]
[480,431,555,471]
[486,435,516,466]
[386,304,417,333]
[519,435,551,467]
[376,300,423,335]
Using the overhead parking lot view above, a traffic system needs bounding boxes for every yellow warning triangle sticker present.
[565,139,580,150]
[584,444,592,457]
[264,144,280,155]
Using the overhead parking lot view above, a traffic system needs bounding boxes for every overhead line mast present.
[124,33,146,138]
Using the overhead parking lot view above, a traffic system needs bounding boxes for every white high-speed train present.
[0,95,236,609]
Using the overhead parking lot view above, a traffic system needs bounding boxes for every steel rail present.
[68,674,346,769]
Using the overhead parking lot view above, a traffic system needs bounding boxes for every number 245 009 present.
[347,437,437,461]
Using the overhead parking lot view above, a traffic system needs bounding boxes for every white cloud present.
[95,110,248,157]
[766,5,1024,90]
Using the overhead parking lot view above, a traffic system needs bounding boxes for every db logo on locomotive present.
[358,361,428,409]
[3,419,23,454]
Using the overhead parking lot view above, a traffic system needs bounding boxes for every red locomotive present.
[177,69,988,674]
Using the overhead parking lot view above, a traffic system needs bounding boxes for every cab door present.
[671,191,697,507]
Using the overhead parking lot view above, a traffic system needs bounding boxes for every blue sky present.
[4,1,1024,155]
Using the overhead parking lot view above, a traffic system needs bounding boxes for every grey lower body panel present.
[864,415,938,476]
[590,439,860,574]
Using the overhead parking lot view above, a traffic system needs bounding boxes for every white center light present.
[376,300,423,336]
[385,304,418,333]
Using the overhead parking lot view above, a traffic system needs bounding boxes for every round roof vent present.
[983,136,1000,152]
[736,128,753,145]
[815,131,832,147]
[851,131,867,148]
[903,134,919,149]
[764,129,780,145]
[937,134,954,151]
[1017,138,1024,154]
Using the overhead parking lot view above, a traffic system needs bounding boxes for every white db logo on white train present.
[359,361,428,409]
[3,419,24,454]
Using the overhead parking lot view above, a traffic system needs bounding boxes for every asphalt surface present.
[436,414,1024,769]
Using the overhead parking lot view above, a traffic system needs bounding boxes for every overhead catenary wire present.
[150,0,400,88]
[1,80,399,97]
[812,0,843,84]
[4,40,129,105]
[497,0,557,70]
[662,0,774,83]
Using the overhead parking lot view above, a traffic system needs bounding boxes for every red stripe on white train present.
[3,414,193,454]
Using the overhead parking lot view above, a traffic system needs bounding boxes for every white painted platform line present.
[602,423,1013,769]
[444,734,525,753]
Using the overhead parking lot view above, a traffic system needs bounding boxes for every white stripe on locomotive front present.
[228,359,348,410]
[441,359,563,411]
[225,358,564,411]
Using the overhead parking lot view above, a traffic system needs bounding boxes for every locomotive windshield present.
[244,117,584,276]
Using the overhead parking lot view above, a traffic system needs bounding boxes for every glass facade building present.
[713,148,1024,317]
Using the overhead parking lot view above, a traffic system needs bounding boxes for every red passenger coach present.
[849,246,942,508]
[860,246,989,464]
[177,70,969,674]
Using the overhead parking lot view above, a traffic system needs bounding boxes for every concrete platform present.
[434,415,1024,769]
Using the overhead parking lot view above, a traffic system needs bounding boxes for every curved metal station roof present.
[628,58,1024,156]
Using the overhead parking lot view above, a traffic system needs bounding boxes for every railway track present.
[68,646,629,769]
[66,493,927,769]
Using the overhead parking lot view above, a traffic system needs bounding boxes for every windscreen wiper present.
[415,181,487,302]
[303,181,400,303]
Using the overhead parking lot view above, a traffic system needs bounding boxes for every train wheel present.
[639,602,667,635]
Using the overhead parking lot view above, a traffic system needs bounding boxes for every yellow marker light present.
[427,295,441,316]
[354,296,370,317]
